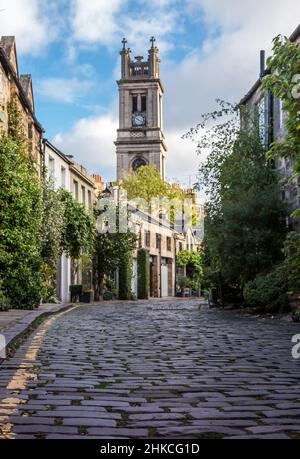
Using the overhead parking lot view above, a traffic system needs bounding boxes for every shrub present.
[137,249,149,299]
[103,291,113,301]
[70,285,83,303]
[293,307,300,323]
[244,264,289,313]
[118,253,132,300]
[0,133,43,310]
[283,232,300,293]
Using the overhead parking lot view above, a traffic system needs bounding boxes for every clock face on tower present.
[133,114,146,127]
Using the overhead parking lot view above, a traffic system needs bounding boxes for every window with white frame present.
[81,186,86,206]
[258,98,266,146]
[73,180,79,200]
[61,166,66,188]
[48,156,55,180]
[279,99,284,130]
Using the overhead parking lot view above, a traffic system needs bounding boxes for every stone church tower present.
[115,37,167,180]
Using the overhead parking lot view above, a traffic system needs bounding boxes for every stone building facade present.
[0,36,43,172]
[129,207,198,298]
[69,161,98,290]
[115,37,167,180]
[240,24,300,231]
[43,139,98,302]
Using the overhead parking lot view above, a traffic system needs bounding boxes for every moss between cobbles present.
[77,387,87,393]
[94,382,111,389]
[183,413,195,425]
[148,427,159,437]
[35,433,47,440]
[117,413,130,428]
[288,431,300,439]
[196,432,225,440]
[170,389,183,397]
[71,400,81,406]
[46,405,55,411]
[78,426,88,436]
[54,418,63,427]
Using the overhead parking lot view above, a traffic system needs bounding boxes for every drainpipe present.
[267,91,274,150]
[174,235,177,298]
[41,138,46,178]
[158,234,162,298]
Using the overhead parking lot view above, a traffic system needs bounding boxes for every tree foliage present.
[122,165,184,204]
[176,250,203,281]
[137,249,150,300]
[187,101,287,303]
[93,202,137,300]
[59,189,96,260]
[0,100,43,309]
[262,35,300,180]
[118,251,133,300]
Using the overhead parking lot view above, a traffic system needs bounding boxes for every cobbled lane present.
[0,299,300,439]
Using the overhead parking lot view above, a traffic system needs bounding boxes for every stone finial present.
[122,37,127,50]
[150,36,156,48]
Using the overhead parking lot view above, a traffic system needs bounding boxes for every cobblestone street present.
[0,299,300,439]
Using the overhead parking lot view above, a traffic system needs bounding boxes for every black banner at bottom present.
[0,439,298,457]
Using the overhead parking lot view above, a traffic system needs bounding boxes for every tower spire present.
[150,36,156,49]
[120,37,131,79]
[148,36,159,78]
[121,37,127,50]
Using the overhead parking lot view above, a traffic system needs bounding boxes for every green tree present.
[0,100,43,309]
[262,34,300,217]
[93,203,137,300]
[59,189,96,282]
[186,101,287,303]
[39,178,65,300]
[137,249,150,300]
[177,250,203,281]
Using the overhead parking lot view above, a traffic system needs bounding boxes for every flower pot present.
[288,293,300,313]
[79,291,94,303]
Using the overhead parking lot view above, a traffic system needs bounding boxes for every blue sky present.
[1,0,300,186]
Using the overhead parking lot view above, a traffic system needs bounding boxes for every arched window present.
[132,157,148,171]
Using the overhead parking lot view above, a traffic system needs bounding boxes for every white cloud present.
[163,0,300,129]
[70,0,124,46]
[0,0,59,55]
[165,129,199,186]
[36,77,94,104]
[53,113,118,179]
[70,0,178,55]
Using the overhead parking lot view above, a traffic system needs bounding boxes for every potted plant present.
[0,279,10,312]
[79,289,94,303]
[292,305,300,323]
[177,276,188,297]
[70,285,82,303]
[288,292,300,315]
[103,291,113,301]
